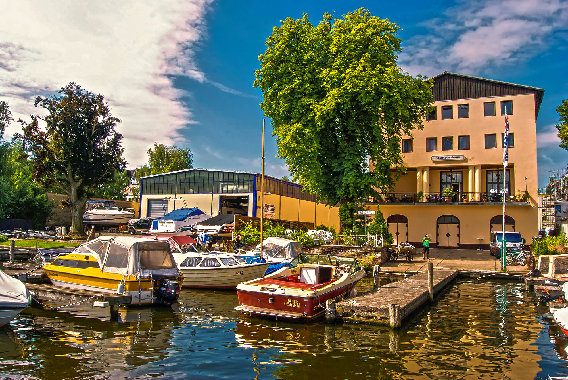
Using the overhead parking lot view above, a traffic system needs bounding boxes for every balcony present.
[372,191,530,205]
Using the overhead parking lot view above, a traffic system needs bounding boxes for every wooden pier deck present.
[337,268,458,327]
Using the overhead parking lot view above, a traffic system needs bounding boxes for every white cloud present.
[0,0,214,166]
[400,0,568,76]
[537,124,561,148]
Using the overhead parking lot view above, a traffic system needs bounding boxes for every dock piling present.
[428,262,434,301]
[389,304,401,328]
[373,265,381,288]
[9,240,15,263]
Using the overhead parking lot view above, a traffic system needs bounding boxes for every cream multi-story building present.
[368,72,544,248]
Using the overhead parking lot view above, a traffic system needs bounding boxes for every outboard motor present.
[155,278,181,305]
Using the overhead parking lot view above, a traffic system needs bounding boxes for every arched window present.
[387,214,408,224]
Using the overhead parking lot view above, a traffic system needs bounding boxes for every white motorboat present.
[169,236,269,289]
[83,200,134,226]
[0,269,30,327]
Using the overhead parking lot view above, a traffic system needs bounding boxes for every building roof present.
[432,72,545,118]
[196,214,235,226]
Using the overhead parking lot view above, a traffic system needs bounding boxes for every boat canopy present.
[74,236,178,276]
[159,208,205,221]
[0,269,29,308]
[255,237,301,260]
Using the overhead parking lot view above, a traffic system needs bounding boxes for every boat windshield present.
[495,233,523,243]
[139,243,176,269]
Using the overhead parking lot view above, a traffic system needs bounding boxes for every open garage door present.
[220,195,249,215]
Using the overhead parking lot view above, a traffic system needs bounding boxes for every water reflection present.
[0,280,567,379]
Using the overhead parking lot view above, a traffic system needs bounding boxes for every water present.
[2,278,568,379]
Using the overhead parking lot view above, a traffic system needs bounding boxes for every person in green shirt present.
[422,234,430,260]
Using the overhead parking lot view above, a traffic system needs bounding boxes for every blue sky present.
[1,0,567,188]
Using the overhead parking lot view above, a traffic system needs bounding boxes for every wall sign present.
[431,155,466,161]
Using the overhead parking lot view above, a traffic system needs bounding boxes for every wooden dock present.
[336,267,458,327]
[26,283,131,320]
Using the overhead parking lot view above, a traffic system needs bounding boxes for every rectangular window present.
[458,135,470,150]
[442,136,453,151]
[441,105,453,120]
[501,100,513,115]
[440,171,463,201]
[426,137,437,152]
[458,104,469,118]
[402,138,413,153]
[484,101,496,116]
[426,107,437,121]
[485,134,497,149]
[502,132,514,148]
[486,169,510,199]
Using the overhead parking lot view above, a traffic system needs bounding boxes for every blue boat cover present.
[159,208,204,221]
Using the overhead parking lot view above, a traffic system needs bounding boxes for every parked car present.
[128,218,153,235]
[490,231,524,257]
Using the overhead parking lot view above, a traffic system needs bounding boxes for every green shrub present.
[0,234,7,243]
[532,234,568,255]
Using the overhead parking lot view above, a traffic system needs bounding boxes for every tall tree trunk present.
[68,176,85,237]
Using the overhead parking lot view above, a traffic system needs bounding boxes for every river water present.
[1,278,568,379]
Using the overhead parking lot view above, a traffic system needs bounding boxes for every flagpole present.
[260,119,265,259]
[501,111,509,271]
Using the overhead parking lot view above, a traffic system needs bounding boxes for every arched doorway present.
[387,214,408,245]
[490,215,515,233]
[437,215,460,247]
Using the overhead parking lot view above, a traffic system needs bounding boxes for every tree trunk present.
[68,181,86,237]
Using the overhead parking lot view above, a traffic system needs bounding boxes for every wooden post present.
[428,261,434,301]
[389,304,401,328]
[9,240,15,263]
[373,265,381,288]
[325,299,337,322]
[110,304,120,321]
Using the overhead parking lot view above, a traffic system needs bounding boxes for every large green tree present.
[556,99,568,149]
[0,141,52,227]
[0,100,12,139]
[146,143,193,175]
[254,9,433,229]
[21,83,125,236]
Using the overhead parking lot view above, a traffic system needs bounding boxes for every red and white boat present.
[236,255,365,320]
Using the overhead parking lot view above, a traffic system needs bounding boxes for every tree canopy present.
[254,8,432,228]
[21,83,125,235]
[0,100,12,140]
[146,143,193,175]
[556,99,568,150]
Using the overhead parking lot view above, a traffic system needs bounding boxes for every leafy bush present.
[532,234,568,255]
[0,234,7,243]
[236,221,319,247]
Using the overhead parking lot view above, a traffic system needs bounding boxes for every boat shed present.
[139,168,341,231]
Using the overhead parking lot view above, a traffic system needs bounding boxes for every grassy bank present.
[0,240,83,249]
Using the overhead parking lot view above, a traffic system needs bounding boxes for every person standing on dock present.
[422,234,430,260]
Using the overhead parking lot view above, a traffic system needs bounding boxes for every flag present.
[503,111,509,167]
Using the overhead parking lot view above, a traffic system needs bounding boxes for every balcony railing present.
[372,191,529,204]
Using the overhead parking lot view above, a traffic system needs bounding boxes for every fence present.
[335,234,384,247]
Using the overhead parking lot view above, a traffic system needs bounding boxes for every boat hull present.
[44,266,157,305]
[236,270,365,320]
[83,211,134,226]
[0,307,26,328]
[179,263,269,289]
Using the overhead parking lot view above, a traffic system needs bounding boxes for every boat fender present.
[117,283,125,294]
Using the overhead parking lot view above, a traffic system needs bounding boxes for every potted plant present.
[416,191,424,202]
[442,187,455,202]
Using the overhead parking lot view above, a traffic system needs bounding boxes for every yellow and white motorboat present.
[43,236,182,305]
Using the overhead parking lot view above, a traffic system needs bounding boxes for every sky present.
[0,0,567,188]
